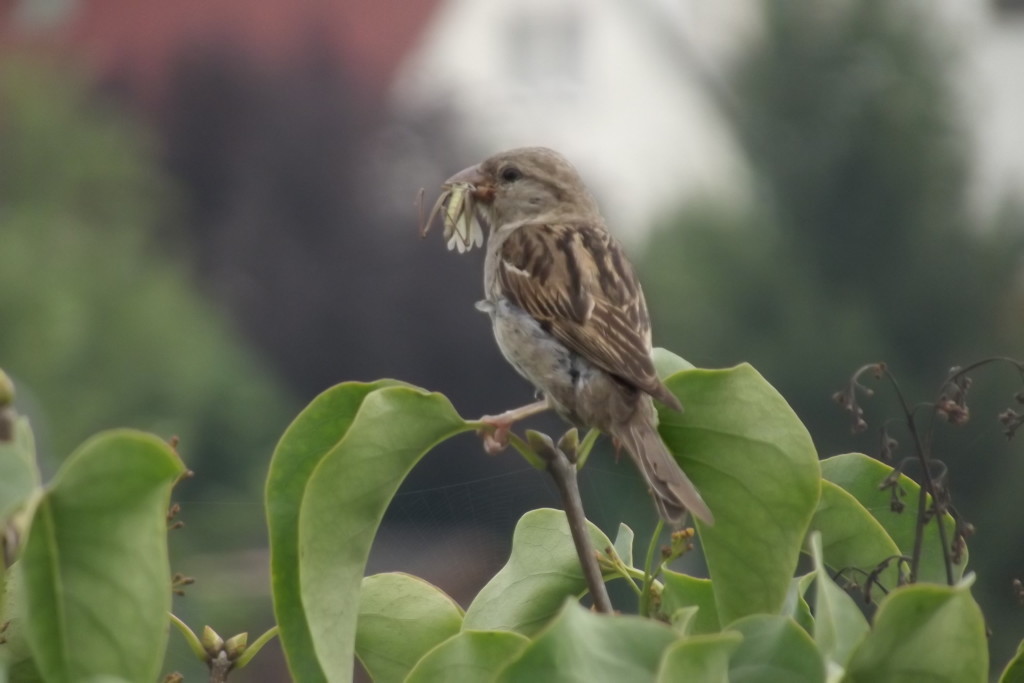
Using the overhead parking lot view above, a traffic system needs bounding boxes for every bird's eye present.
[500,166,522,183]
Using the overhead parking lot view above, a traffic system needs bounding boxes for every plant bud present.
[224,632,249,660]
[0,369,14,407]
[201,625,224,656]
[557,428,579,462]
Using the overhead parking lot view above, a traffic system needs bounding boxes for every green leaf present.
[612,523,635,567]
[17,430,184,683]
[355,573,463,683]
[0,412,39,627]
[267,380,399,682]
[999,638,1024,683]
[234,625,280,670]
[405,631,530,683]
[5,657,43,683]
[293,385,472,683]
[497,600,680,682]
[659,571,720,635]
[0,568,42,682]
[168,613,206,663]
[808,532,869,672]
[781,573,816,635]
[821,453,967,585]
[652,348,696,376]
[267,380,462,681]
[667,606,701,636]
[727,615,826,683]
[463,508,614,636]
[657,360,821,624]
[0,414,39,521]
[809,480,902,589]
[842,580,987,683]
[656,632,742,683]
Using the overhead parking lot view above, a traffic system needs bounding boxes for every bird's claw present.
[475,401,549,455]
[478,417,511,454]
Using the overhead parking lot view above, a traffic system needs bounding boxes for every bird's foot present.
[476,400,550,455]
[478,418,511,454]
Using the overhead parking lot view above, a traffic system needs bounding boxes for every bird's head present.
[420,147,599,253]
[447,147,598,229]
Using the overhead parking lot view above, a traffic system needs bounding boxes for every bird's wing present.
[497,222,680,410]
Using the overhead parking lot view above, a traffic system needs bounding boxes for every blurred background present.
[1,0,1023,678]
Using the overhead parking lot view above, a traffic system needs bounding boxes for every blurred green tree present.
[647,0,1022,413]
[641,0,1023,667]
[0,61,295,545]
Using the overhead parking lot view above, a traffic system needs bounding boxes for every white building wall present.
[392,0,752,241]
[394,0,1024,239]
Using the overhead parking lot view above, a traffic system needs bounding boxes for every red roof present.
[1,0,441,102]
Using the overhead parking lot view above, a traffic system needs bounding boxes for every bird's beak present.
[446,164,497,203]
[445,163,485,186]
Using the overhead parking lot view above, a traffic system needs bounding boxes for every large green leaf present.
[655,632,742,683]
[657,360,821,624]
[355,573,463,683]
[285,384,472,683]
[405,631,530,683]
[0,414,39,522]
[727,615,826,683]
[821,453,967,585]
[808,532,869,673]
[842,580,987,683]
[809,480,902,591]
[266,380,398,682]
[462,508,614,636]
[497,600,680,683]
[17,430,184,683]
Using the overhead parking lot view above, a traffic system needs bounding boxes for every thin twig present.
[874,367,953,584]
[208,652,231,683]
[530,432,614,614]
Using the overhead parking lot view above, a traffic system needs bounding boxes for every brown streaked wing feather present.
[498,223,591,323]
[498,223,676,406]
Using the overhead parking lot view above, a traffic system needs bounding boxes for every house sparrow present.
[426,147,713,526]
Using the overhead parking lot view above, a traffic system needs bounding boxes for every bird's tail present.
[613,417,714,526]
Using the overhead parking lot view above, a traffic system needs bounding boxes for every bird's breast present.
[485,297,638,431]
[488,298,573,394]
